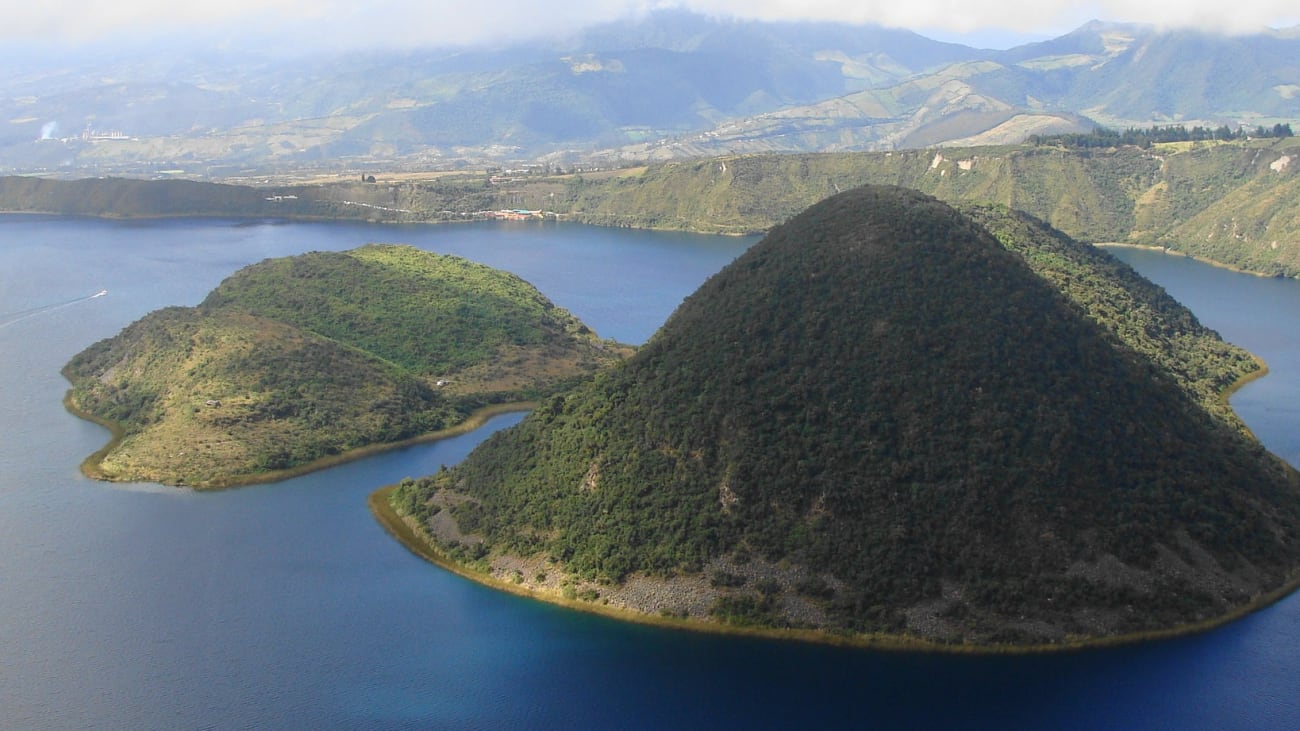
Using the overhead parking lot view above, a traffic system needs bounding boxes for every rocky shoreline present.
[369,485,1300,654]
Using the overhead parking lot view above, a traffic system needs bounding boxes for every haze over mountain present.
[6,0,1295,51]
[3,11,1297,177]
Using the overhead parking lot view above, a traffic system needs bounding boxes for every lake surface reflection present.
[1,218,1297,729]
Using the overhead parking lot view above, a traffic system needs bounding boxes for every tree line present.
[1030,122,1295,149]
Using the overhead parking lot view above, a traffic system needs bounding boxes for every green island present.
[5,135,1299,277]
[62,244,629,487]
[379,186,1300,650]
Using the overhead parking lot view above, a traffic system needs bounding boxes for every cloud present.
[8,0,305,43]
[7,0,647,48]
[7,0,1299,50]
[682,0,1299,35]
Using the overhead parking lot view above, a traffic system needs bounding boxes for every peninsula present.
[381,186,1300,649]
[63,244,628,487]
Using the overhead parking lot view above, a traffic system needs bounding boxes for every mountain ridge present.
[6,135,1299,277]
[4,12,1297,176]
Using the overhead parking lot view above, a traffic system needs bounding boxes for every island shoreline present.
[367,358,1300,655]
[64,392,535,490]
[1096,242,1298,280]
[367,480,1300,655]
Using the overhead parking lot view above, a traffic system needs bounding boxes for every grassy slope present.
[5,138,1299,275]
[63,244,626,487]
[545,140,1300,276]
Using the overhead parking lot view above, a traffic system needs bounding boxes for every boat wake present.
[0,289,108,330]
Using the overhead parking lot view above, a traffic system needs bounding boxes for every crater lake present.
[1,216,1298,729]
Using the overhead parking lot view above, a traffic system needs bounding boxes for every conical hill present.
[397,186,1300,646]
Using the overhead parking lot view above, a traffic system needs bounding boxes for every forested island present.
[63,244,627,487]
[379,186,1300,650]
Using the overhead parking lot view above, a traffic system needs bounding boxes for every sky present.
[8,0,1300,52]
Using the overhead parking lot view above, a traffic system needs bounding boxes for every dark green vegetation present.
[956,202,1259,426]
[1031,123,1295,149]
[63,244,624,487]
[393,186,1300,646]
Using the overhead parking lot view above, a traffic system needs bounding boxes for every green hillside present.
[0,175,417,221]
[6,137,1300,277]
[0,176,274,216]
[548,140,1300,276]
[389,187,1300,647]
[956,202,1260,426]
[63,244,625,487]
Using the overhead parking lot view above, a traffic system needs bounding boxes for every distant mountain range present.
[3,11,1297,177]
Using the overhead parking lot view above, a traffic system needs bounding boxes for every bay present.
[0,217,1297,729]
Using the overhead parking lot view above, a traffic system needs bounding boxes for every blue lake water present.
[1,217,1298,729]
